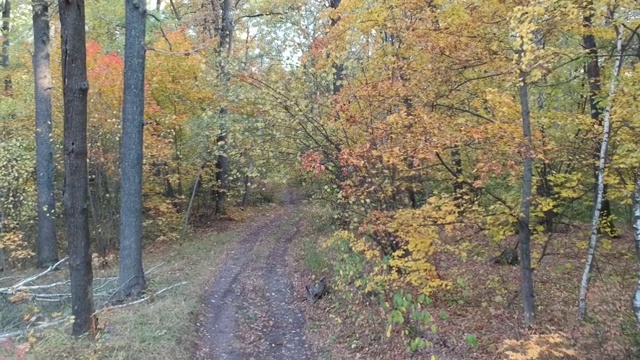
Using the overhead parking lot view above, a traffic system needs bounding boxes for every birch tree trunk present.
[117,0,147,299]
[632,167,640,328]
[578,26,625,320]
[58,0,94,336]
[33,0,58,268]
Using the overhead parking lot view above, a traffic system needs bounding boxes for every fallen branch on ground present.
[95,281,188,315]
[0,317,71,340]
[0,258,68,295]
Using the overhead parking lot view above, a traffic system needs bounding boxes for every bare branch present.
[145,46,203,55]
[0,317,71,340]
[147,12,173,51]
[237,11,285,20]
[0,257,68,294]
[95,281,188,315]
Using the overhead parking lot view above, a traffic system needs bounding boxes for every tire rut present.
[196,206,313,360]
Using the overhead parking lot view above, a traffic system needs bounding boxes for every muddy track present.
[196,205,314,359]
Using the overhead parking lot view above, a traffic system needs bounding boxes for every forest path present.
[195,199,314,359]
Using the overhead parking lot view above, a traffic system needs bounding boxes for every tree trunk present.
[58,0,94,336]
[33,0,58,268]
[329,0,342,94]
[518,69,536,326]
[452,147,464,207]
[242,158,253,210]
[583,4,616,236]
[578,26,624,320]
[632,167,640,329]
[213,0,232,215]
[214,121,229,215]
[2,0,11,92]
[117,0,147,299]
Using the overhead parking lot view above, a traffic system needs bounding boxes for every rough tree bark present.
[33,0,58,268]
[58,0,94,336]
[213,0,232,215]
[583,3,616,236]
[518,69,536,326]
[117,0,147,299]
[578,26,624,320]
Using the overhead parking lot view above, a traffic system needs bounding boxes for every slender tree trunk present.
[578,26,624,320]
[2,0,11,92]
[184,163,204,231]
[452,147,464,207]
[117,0,147,299]
[583,5,616,236]
[58,0,94,336]
[632,167,640,328]
[518,69,536,326]
[33,0,58,268]
[242,158,253,210]
[329,0,342,94]
[213,0,232,215]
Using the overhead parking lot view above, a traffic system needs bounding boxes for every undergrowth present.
[0,214,244,359]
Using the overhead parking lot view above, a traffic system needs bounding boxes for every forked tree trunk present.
[58,0,94,336]
[578,26,624,320]
[117,0,147,299]
[33,0,58,267]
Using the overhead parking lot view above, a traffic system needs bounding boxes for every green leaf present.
[465,334,479,348]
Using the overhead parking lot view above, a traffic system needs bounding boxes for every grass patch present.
[302,238,330,273]
[0,219,247,359]
[291,203,334,275]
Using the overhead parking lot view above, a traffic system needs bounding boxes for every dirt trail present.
[196,203,314,359]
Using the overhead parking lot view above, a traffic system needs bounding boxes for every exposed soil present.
[196,201,314,359]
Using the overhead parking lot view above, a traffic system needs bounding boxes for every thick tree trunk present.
[58,0,94,336]
[583,5,616,236]
[213,0,232,215]
[578,26,624,320]
[117,0,147,299]
[518,70,536,326]
[2,0,11,92]
[33,0,58,268]
[632,167,640,328]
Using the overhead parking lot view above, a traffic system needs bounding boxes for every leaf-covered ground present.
[289,217,640,360]
[2,202,638,359]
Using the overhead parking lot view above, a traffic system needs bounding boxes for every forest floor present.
[1,199,639,359]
